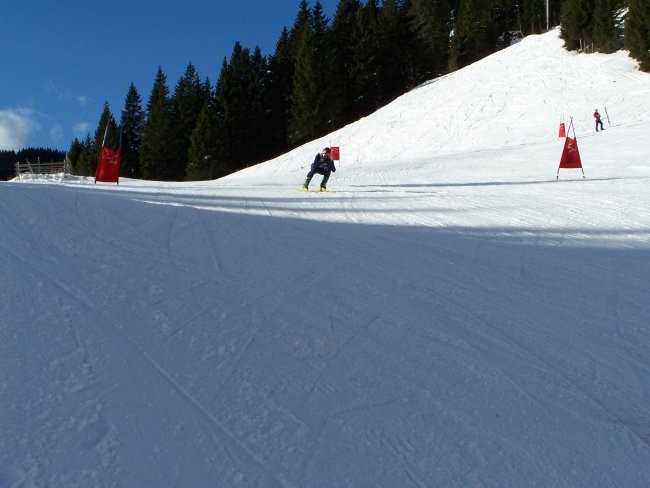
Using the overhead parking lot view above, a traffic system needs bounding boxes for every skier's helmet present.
[322,147,331,155]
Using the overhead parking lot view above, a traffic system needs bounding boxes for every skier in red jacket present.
[594,109,604,131]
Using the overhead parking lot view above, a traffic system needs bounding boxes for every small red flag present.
[95,147,121,183]
[559,137,582,168]
[558,122,566,138]
[330,146,340,161]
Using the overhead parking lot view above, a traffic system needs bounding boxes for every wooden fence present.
[15,158,69,177]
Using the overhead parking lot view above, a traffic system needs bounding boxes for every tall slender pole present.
[101,122,110,148]
[96,122,110,184]
[546,0,549,31]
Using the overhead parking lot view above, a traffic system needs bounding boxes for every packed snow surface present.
[2,30,649,487]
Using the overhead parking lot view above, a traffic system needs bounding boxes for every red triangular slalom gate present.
[95,146,121,183]
[559,137,582,168]
[556,136,585,179]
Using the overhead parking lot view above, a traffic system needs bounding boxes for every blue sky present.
[0,0,338,152]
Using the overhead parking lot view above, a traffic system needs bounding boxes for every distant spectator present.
[594,109,604,131]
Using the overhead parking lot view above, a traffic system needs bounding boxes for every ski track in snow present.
[2,29,650,487]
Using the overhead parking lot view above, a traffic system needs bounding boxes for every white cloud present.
[46,80,65,99]
[73,122,90,140]
[47,79,90,108]
[0,109,39,151]
[49,124,63,144]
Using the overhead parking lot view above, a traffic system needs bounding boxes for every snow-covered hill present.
[2,29,649,487]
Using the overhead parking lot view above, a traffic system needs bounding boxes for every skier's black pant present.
[595,120,604,131]
[304,168,331,189]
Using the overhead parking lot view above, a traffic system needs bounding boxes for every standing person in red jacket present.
[594,109,604,131]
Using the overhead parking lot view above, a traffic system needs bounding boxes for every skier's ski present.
[299,188,336,193]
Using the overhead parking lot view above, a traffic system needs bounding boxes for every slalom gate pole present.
[569,116,576,138]
[101,122,110,148]
[604,107,611,126]
[570,117,586,178]
[338,138,341,166]
[96,121,110,184]
[117,126,123,185]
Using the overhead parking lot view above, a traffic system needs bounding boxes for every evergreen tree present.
[288,1,320,145]
[549,0,563,29]
[201,77,213,104]
[187,97,226,180]
[310,1,335,135]
[140,67,174,180]
[519,0,562,32]
[591,0,621,53]
[267,28,294,153]
[376,0,402,101]
[560,0,594,51]
[376,0,423,103]
[15,147,65,163]
[94,102,119,152]
[67,138,85,176]
[249,46,273,163]
[328,0,362,127]
[625,0,650,72]
[68,134,95,176]
[215,43,268,172]
[0,150,17,180]
[120,83,144,178]
[170,63,209,180]
[350,0,382,118]
[288,0,312,56]
[408,0,454,80]
[520,0,547,33]
[450,0,517,70]
[449,0,488,70]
